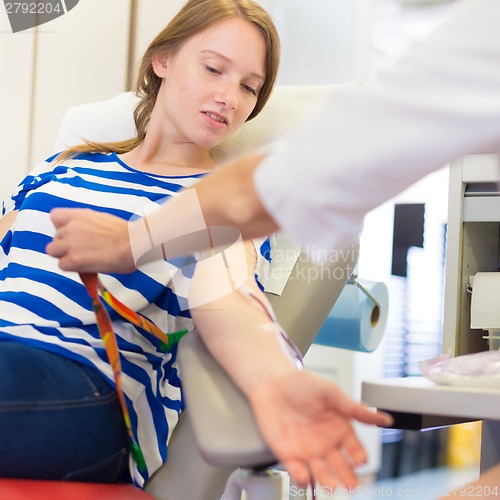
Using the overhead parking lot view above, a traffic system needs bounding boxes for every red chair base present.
[0,478,155,500]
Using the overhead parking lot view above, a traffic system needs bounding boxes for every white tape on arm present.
[128,189,210,264]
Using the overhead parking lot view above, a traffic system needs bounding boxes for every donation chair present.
[0,84,360,500]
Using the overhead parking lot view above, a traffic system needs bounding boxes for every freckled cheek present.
[172,82,198,114]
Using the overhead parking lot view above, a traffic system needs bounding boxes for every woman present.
[1,0,390,491]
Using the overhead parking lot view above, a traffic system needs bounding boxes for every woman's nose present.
[215,82,239,110]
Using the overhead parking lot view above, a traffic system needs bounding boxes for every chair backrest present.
[55,84,359,500]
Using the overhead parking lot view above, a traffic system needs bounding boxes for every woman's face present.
[152,16,267,150]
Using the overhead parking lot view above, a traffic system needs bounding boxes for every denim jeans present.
[0,341,129,482]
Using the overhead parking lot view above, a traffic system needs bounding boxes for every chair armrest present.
[178,241,359,469]
[268,242,360,355]
[177,329,277,468]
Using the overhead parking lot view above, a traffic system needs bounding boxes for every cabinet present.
[362,154,500,474]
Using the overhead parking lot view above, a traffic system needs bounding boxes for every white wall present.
[131,0,373,86]
[0,0,131,203]
[0,7,35,201]
[30,0,131,166]
[268,0,373,84]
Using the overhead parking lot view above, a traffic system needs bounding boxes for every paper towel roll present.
[314,280,389,352]
[471,272,500,330]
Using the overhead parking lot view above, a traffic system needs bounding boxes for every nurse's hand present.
[46,208,135,273]
[247,369,393,491]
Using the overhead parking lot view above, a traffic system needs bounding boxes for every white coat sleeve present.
[253,0,500,252]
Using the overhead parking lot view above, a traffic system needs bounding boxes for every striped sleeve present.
[253,233,301,296]
[1,153,61,216]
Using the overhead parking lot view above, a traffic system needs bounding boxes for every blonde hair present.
[59,0,280,160]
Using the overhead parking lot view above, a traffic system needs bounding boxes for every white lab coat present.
[254,0,500,252]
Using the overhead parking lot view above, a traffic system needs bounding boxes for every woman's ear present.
[152,52,169,78]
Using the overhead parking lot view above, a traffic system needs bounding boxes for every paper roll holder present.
[348,275,381,327]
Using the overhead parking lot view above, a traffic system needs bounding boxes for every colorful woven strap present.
[80,272,189,472]
[96,279,189,351]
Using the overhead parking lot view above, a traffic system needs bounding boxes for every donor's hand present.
[46,208,135,274]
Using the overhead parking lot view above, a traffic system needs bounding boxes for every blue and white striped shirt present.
[0,151,272,487]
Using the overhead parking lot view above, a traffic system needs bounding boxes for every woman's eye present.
[242,83,257,96]
[205,65,220,74]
